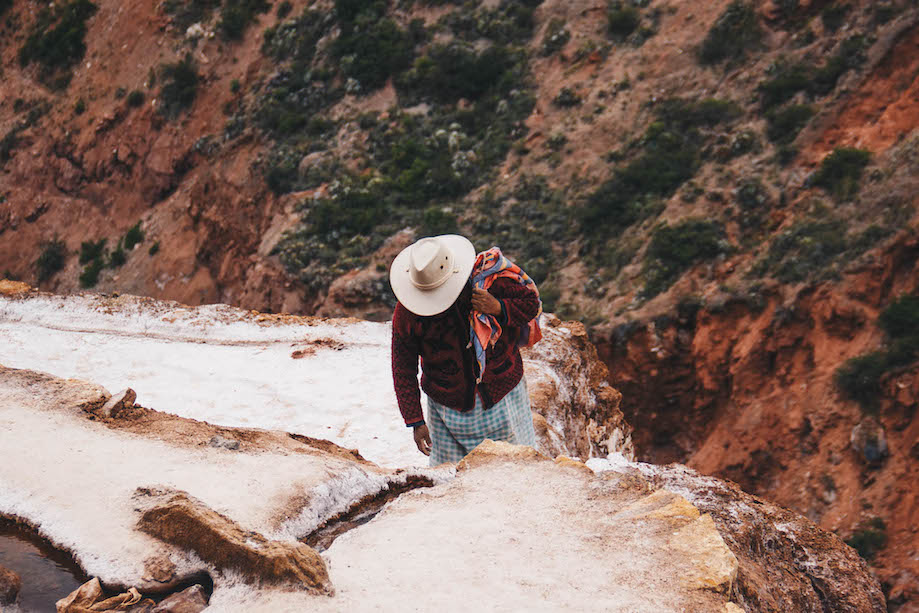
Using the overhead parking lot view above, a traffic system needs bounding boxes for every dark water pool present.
[0,522,86,613]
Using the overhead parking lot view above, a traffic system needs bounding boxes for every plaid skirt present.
[427,377,536,465]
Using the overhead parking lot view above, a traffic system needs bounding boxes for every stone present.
[455,439,548,471]
[99,388,137,418]
[151,584,208,613]
[137,490,332,592]
[0,280,31,296]
[553,455,594,474]
[850,417,889,466]
[0,564,21,606]
[671,514,739,593]
[208,435,240,450]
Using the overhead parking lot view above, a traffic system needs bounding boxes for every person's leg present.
[427,396,468,465]
[504,377,536,447]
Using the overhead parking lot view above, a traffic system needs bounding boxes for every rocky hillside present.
[1,0,918,608]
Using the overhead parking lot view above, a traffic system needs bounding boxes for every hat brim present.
[390,235,476,316]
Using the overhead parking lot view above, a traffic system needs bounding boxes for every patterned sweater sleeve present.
[391,304,424,425]
[490,277,540,327]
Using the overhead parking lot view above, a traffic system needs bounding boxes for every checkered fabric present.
[426,377,536,465]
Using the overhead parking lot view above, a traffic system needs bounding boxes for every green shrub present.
[124,221,145,250]
[578,98,739,236]
[642,219,727,297]
[109,242,127,268]
[835,351,888,411]
[35,237,68,282]
[811,35,867,96]
[79,238,107,265]
[19,0,98,80]
[821,3,851,32]
[162,0,220,32]
[440,1,537,45]
[553,87,582,107]
[812,147,871,200]
[399,42,517,103]
[419,206,458,236]
[754,219,848,282]
[0,0,12,16]
[333,16,415,91]
[766,104,815,144]
[262,9,328,62]
[607,2,640,38]
[158,54,199,118]
[541,19,570,56]
[878,294,919,340]
[698,1,761,65]
[149,241,161,256]
[74,98,86,115]
[846,518,887,560]
[758,60,811,109]
[277,1,293,18]
[230,78,241,93]
[79,258,105,288]
[126,89,145,107]
[219,0,271,40]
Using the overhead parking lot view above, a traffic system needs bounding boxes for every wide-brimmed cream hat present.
[390,235,476,316]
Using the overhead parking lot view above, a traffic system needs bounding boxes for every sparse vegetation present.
[79,239,107,265]
[541,19,570,56]
[124,222,145,250]
[332,2,416,92]
[766,104,815,145]
[642,219,727,297]
[19,0,98,86]
[400,42,518,104]
[552,87,582,107]
[698,1,761,65]
[161,0,220,32]
[836,295,919,411]
[607,2,640,38]
[812,147,871,200]
[158,54,199,118]
[127,89,145,107]
[35,237,68,283]
[578,98,740,238]
[276,1,292,19]
[821,3,851,32]
[846,518,887,560]
[219,0,271,40]
[74,98,87,114]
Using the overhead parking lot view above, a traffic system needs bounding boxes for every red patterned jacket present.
[391,277,540,425]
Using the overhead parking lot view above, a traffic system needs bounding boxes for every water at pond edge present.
[0,521,86,613]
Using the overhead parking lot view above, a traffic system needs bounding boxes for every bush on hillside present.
[642,219,727,297]
[766,104,815,144]
[399,42,517,103]
[821,3,851,32]
[219,0,271,40]
[846,518,887,560]
[35,237,68,283]
[698,1,762,65]
[333,16,415,91]
[607,2,640,38]
[79,238,107,265]
[158,54,199,118]
[812,147,871,200]
[19,0,98,85]
[124,222,145,250]
[878,294,919,339]
[835,352,888,411]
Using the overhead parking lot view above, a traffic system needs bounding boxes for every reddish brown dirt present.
[806,19,919,163]
[596,234,919,610]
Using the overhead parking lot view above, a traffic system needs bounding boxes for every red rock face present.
[596,235,919,610]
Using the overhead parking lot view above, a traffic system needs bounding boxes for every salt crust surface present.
[0,293,423,467]
[0,293,662,610]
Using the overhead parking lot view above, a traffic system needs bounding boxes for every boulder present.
[851,417,889,466]
[99,388,137,418]
[0,564,21,606]
[137,490,332,593]
[151,584,208,613]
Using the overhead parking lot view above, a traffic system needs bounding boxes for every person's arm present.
[391,305,424,426]
[487,277,540,326]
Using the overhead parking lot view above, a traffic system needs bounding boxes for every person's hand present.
[471,288,502,317]
[413,424,432,456]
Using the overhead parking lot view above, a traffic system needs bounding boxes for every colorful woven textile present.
[470,248,542,382]
[427,378,536,465]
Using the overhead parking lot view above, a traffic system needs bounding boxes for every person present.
[390,234,541,465]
